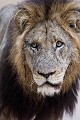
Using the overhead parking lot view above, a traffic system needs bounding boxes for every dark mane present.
[19,0,70,16]
[28,0,70,5]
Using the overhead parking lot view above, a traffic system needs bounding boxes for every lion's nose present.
[38,71,56,79]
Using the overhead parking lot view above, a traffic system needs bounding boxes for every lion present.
[0,0,80,120]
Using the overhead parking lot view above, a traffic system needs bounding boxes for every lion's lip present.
[41,81,62,89]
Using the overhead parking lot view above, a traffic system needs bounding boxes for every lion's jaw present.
[33,69,68,96]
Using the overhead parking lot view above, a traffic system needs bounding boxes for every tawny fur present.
[0,0,80,120]
[10,1,80,92]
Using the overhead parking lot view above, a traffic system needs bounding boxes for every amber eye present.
[30,43,38,52]
[56,41,64,48]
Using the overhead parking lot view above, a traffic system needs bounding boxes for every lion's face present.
[10,2,80,97]
[23,20,74,96]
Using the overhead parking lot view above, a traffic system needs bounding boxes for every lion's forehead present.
[26,20,72,44]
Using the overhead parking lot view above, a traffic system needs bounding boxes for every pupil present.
[56,41,64,48]
[30,43,38,52]
[57,41,62,47]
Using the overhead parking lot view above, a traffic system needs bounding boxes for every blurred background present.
[0,0,79,8]
[0,0,22,8]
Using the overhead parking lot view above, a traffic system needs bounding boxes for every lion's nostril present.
[38,71,56,79]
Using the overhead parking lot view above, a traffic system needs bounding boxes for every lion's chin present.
[37,82,62,96]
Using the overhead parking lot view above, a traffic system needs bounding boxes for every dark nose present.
[38,71,56,79]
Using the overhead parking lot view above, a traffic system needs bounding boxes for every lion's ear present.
[14,9,30,31]
[69,11,80,32]
[63,10,80,32]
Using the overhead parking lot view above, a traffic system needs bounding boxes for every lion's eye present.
[30,42,38,52]
[56,41,64,48]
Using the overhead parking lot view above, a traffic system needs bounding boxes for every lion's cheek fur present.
[62,57,80,93]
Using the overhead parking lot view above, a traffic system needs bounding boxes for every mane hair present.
[0,0,80,120]
[18,0,70,18]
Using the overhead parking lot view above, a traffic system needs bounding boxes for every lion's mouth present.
[41,81,62,89]
[37,81,62,96]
